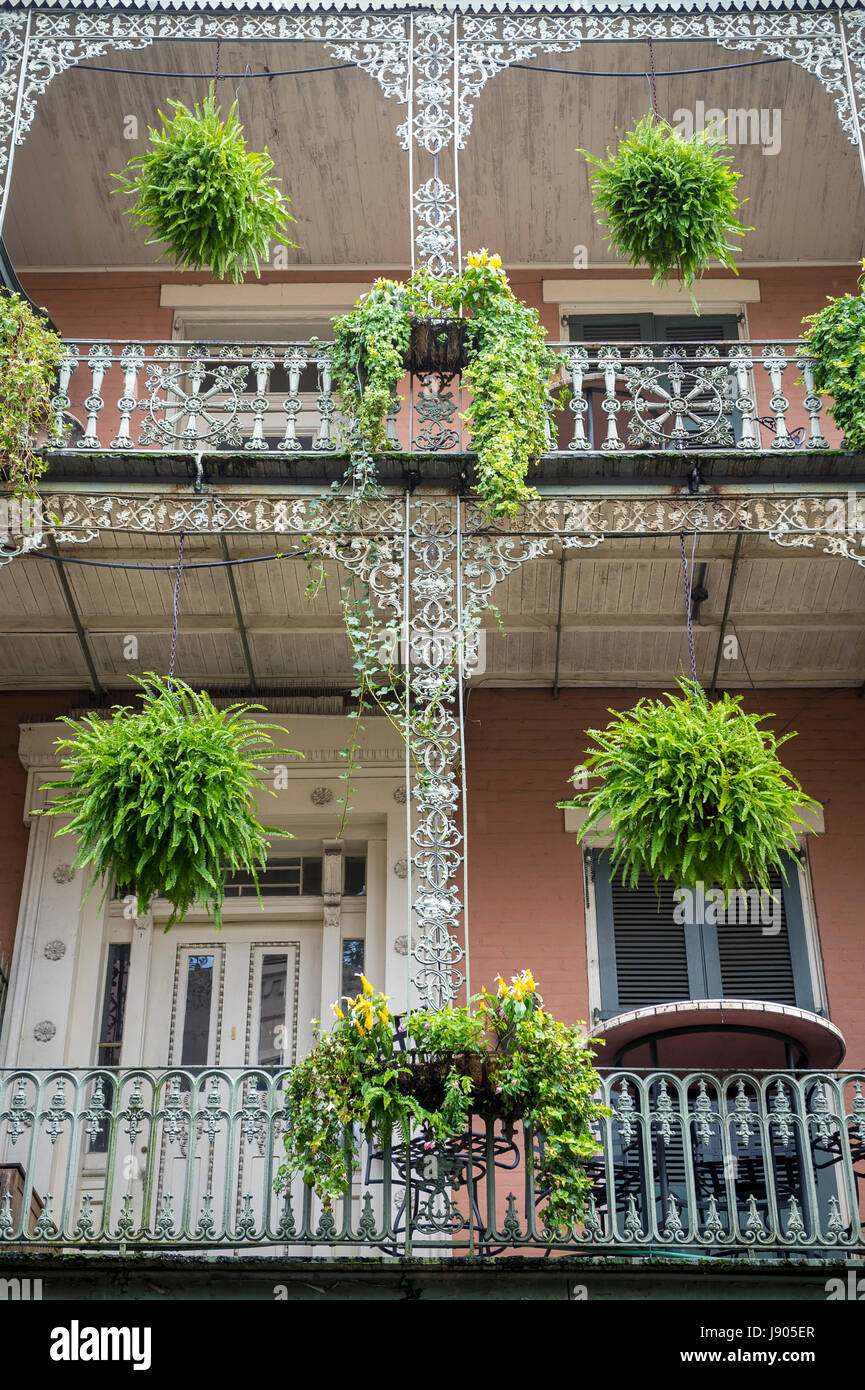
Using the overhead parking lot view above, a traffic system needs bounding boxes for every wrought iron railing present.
[43,339,837,459]
[1,1068,862,1254]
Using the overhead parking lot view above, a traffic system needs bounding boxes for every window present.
[223,856,323,898]
[344,856,367,896]
[96,943,131,1066]
[340,939,366,1001]
[89,942,131,1152]
[590,850,815,1021]
[566,311,743,449]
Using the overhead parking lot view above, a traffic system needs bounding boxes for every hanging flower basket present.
[113,83,296,283]
[802,263,865,451]
[279,971,606,1231]
[560,680,820,892]
[404,318,469,375]
[39,673,294,928]
[0,293,65,500]
[580,114,752,299]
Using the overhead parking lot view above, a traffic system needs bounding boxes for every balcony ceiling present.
[1,529,863,692]
[4,41,863,270]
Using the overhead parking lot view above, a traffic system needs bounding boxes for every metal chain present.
[647,38,659,119]
[680,530,699,685]
[215,37,222,85]
[168,532,185,684]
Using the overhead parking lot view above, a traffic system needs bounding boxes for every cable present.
[167,531,184,683]
[730,619,762,715]
[72,56,788,82]
[512,56,789,78]
[74,62,357,79]
[27,547,312,571]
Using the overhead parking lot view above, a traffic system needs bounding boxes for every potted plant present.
[559,679,820,892]
[39,672,294,928]
[328,251,559,516]
[113,83,296,283]
[278,968,606,1233]
[0,292,65,500]
[802,261,865,451]
[581,114,752,306]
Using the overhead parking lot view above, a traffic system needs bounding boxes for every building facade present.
[0,0,864,1297]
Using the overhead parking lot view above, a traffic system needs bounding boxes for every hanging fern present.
[40,674,294,929]
[560,681,820,893]
[581,114,752,297]
[113,84,296,283]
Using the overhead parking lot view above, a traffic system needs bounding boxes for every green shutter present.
[593,851,815,1016]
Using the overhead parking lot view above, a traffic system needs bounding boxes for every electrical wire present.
[74,62,357,79]
[72,56,789,81]
[511,56,789,78]
[27,547,313,571]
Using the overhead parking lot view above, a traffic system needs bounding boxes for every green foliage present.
[480,973,608,1233]
[278,969,606,1233]
[0,292,65,499]
[802,264,865,451]
[581,114,752,297]
[407,1004,487,1056]
[560,680,819,893]
[113,84,295,283]
[327,251,558,516]
[39,673,294,929]
[461,252,559,517]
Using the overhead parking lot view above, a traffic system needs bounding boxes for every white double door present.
[133,922,324,1240]
[143,921,323,1071]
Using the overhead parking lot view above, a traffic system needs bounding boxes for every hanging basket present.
[397,1053,526,1120]
[580,114,752,294]
[113,83,296,284]
[561,679,821,892]
[39,673,293,929]
[404,318,469,375]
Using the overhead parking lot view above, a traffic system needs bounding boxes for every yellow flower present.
[360,974,374,997]
[490,254,502,269]
[380,1008,390,1026]
[332,1003,345,1020]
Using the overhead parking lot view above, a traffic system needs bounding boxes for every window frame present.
[586,846,823,1023]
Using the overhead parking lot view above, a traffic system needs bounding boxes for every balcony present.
[40,338,840,486]
[1,1066,863,1256]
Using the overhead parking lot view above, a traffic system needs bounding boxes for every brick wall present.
[465,686,865,1067]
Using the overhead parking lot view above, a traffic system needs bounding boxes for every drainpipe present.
[709,534,743,698]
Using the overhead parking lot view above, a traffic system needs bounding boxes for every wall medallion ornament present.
[52,864,75,884]
[394,934,409,956]
[33,1020,56,1042]
[393,786,407,804]
[43,940,66,961]
[310,786,334,805]
[393,858,408,879]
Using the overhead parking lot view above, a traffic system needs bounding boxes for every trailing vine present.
[326,251,559,516]
[277,969,607,1233]
[802,261,865,452]
[0,293,66,500]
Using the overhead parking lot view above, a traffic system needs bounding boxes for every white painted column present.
[385,802,410,1013]
[318,839,344,1021]
[364,835,387,994]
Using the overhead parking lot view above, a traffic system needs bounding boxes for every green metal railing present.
[0,1068,862,1255]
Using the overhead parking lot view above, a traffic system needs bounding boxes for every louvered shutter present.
[592,851,815,1017]
[609,870,691,1009]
